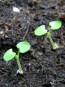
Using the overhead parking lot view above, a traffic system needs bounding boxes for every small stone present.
[0,31,3,34]
[13,6,20,13]
[28,62,31,66]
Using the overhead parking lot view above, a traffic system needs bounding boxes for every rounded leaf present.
[49,21,62,30]
[34,25,47,36]
[3,49,16,61]
[16,41,31,53]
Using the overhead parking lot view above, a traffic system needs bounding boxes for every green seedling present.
[34,21,62,49]
[3,41,31,74]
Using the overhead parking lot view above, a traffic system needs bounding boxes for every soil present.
[0,0,65,87]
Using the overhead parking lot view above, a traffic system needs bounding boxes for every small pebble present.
[13,6,20,13]
[0,31,3,34]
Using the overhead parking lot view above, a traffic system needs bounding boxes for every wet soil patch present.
[0,0,65,87]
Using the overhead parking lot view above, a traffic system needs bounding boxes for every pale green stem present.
[15,50,23,73]
[47,31,55,49]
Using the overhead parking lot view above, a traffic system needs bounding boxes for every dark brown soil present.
[0,0,65,87]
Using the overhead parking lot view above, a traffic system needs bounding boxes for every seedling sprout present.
[34,21,62,49]
[3,41,31,74]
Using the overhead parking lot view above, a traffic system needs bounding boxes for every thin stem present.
[15,50,23,74]
[47,31,55,49]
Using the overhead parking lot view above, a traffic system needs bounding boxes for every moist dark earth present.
[0,0,65,87]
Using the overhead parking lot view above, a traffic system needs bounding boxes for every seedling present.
[3,41,31,74]
[34,21,62,49]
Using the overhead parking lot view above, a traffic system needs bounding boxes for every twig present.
[23,24,29,40]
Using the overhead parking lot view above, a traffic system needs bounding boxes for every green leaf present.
[34,25,47,36]
[49,21,62,30]
[3,49,16,61]
[16,41,31,53]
